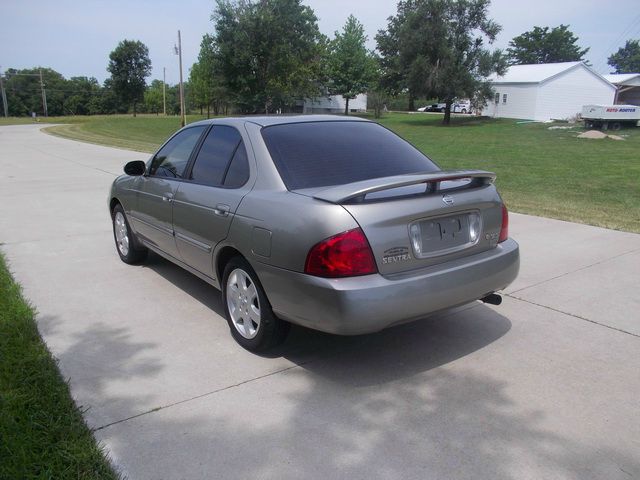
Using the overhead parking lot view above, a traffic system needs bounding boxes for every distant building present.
[604,73,640,106]
[301,94,367,114]
[483,62,616,121]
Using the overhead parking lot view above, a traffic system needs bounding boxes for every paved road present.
[1,124,639,480]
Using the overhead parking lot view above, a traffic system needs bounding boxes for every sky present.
[1,0,639,86]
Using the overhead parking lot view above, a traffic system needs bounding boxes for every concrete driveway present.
[1,124,639,479]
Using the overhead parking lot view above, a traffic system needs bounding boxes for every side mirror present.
[124,160,146,176]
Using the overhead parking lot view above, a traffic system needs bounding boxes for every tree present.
[107,40,152,116]
[375,1,416,109]
[166,83,182,115]
[328,15,377,115]
[4,68,41,116]
[0,66,129,116]
[98,78,128,114]
[65,76,101,115]
[376,0,506,125]
[608,39,640,73]
[190,34,228,117]
[212,0,326,113]
[506,25,589,65]
[3,67,68,116]
[367,62,389,119]
[143,80,164,114]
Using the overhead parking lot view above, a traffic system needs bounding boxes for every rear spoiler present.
[307,170,496,204]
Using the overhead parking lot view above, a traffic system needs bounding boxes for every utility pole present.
[0,67,8,118]
[175,30,186,127]
[163,67,167,116]
[39,69,48,117]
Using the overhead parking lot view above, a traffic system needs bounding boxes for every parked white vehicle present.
[581,104,640,130]
[417,103,446,112]
[417,100,472,113]
[452,100,472,114]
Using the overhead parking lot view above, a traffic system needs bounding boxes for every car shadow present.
[142,251,512,387]
[142,251,225,315]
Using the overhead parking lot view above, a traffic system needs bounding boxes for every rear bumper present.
[254,238,519,335]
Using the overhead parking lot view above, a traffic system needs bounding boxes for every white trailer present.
[581,104,640,130]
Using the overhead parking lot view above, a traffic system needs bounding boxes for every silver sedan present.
[109,115,519,351]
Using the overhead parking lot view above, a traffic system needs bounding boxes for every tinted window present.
[261,121,439,190]
[149,126,206,178]
[190,126,242,186]
[223,142,250,188]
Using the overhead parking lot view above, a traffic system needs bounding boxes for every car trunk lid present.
[294,170,504,275]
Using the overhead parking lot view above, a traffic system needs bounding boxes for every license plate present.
[410,212,478,258]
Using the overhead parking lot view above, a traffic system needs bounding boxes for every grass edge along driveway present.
[0,253,120,480]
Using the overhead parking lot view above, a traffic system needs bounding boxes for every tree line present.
[0,66,184,117]
[3,0,639,123]
[184,0,640,123]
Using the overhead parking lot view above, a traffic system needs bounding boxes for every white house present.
[302,94,367,114]
[604,73,640,106]
[482,62,616,121]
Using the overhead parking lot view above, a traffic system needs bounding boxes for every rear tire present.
[112,204,147,264]
[222,256,290,352]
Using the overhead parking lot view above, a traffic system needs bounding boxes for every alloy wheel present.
[114,211,130,256]
[226,268,261,339]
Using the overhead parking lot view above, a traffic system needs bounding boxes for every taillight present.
[305,228,378,278]
[499,204,509,242]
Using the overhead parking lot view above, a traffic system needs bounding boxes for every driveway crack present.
[25,143,120,177]
[508,246,640,295]
[506,293,639,339]
[92,363,305,432]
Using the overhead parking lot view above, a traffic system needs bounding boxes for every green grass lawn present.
[44,115,206,152]
[2,112,639,232]
[0,114,206,151]
[0,254,119,479]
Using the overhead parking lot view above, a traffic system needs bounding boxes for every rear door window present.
[261,121,439,190]
[149,126,206,178]
[190,126,243,187]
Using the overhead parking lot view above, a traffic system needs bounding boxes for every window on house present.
[503,94,508,104]
[494,92,500,104]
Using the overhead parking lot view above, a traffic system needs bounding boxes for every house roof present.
[603,73,640,85]
[489,61,589,84]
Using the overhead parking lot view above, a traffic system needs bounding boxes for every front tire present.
[112,204,147,264]
[222,256,289,352]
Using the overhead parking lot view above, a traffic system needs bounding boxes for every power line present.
[606,13,640,53]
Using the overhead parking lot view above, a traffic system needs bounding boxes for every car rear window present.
[261,121,439,190]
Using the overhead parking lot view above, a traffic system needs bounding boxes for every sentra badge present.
[382,246,412,264]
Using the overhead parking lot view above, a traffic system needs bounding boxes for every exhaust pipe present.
[481,293,502,305]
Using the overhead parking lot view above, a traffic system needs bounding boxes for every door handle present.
[162,193,174,203]
[214,204,230,217]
